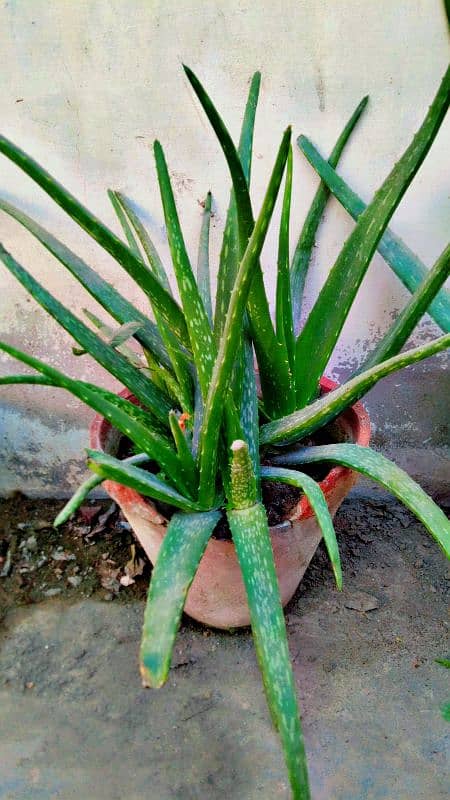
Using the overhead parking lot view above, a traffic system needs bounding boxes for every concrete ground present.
[0,494,449,799]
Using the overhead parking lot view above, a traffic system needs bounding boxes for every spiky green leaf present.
[0,244,171,422]
[0,135,188,344]
[294,67,450,406]
[290,96,369,333]
[0,197,173,368]
[296,137,450,333]
[196,191,213,324]
[198,127,291,505]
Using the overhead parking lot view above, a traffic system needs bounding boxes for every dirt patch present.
[0,494,151,622]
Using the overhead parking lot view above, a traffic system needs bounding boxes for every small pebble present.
[43,588,62,597]
[67,575,82,588]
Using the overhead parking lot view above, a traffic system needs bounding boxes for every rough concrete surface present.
[0,496,449,799]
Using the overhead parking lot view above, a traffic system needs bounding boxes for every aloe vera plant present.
[1,65,449,798]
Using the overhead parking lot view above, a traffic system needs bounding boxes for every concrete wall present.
[0,0,449,497]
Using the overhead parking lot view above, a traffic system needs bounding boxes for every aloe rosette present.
[1,65,449,799]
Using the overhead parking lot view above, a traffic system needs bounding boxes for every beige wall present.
[0,0,449,495]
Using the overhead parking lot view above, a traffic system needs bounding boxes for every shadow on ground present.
[0,494,448,799]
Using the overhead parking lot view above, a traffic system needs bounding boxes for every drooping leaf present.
[87,450,202,512]
[154,141,216,401]
[184,65,293,418]
[0,135,189,344]
[198,127,292,505]
[290,95,369,333]
[196,191,213,324]
[140,510,221,687]
[0,244,171,423]
[261,465,342,588]
[270,444,450,558]
[0,197,173,368]
[296,138,450,333]
[356,243,450,372]
[294,67,450,406]
[260,334,450,445]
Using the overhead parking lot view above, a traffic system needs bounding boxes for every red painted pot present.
[90,377,370,628]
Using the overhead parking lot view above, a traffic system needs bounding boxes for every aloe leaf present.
[0,197,173,368]
[168,410,198,496]
[276,145,296,398]
[104,191,193,410]
[198,127,291,505]
[0,135,189,345]
[0,243,173,422]
[357,243,450,372]
[290,96,369,333]
[271,444,450,558]
[54,453,150,527]
[154,141,216,400]
[196,191,213,324]
[82,311,146,369]
[139,510,220,687]
[113,191,173,294]
[260,334,450,446]
[240,337,260,494]
[294,67,450,406]
[108,189,142,258]
[261,465,342,588]
[87,451,201,512]
[0,340,197,496]
[296,138,450,333]
[184,66,293,417]
[214,71,261,340]
[227,441,310,799]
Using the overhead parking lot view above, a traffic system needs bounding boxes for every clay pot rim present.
[90,377,371,526]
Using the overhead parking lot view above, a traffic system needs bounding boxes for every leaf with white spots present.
[140,510,221,687]
[270,444,450,558]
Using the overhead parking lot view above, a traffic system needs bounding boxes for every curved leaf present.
[271,444,450,558]
[261,465,342,588]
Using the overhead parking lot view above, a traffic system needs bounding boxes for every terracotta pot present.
[90,377,371,628]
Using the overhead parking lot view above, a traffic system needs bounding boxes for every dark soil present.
[0,494,151,622]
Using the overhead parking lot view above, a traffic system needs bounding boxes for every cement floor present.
[0,495,448,799]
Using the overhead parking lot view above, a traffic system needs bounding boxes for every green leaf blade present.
[140,510,221,687]
[154,141,216,400]
[196,191,213,324]
[296,138,450,333]
[0,135,188,344]
[260,334,450,446]
[357,243,450,372]
[0,244,171,423]
[290,95,369,334]
[261,466,342,589]
[87,451,201,513]
[227,501,311,799]
[294,67,450,406]
[270,444,450,558]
